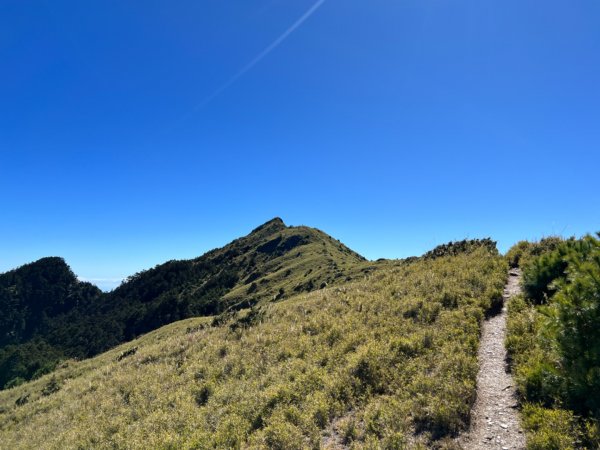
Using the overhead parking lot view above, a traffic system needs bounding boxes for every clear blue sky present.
[2,1,599,290]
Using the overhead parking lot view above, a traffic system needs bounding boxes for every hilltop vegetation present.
[0,258,102,388]
[423,238,497,260]
[506,235,600,449]
[0,244,505,449]
[0,218,367,389]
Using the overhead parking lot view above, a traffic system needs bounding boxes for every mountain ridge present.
[0,218,367,389]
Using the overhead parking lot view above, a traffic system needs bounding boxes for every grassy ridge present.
[0,218,367,389]
[0,247,505,449]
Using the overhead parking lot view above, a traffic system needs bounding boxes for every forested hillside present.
[0,258,102,388]
[0,218,367,389]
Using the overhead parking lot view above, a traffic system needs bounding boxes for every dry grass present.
[0,249,506,449]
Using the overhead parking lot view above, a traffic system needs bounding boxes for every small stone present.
[499,423,508,429]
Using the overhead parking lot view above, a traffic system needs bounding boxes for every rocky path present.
[459,269,526,450]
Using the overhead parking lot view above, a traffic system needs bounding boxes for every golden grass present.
[0,250,506,449]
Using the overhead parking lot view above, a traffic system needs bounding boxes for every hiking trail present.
[458,268,526,449]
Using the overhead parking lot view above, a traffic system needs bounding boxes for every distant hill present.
[0,258,103,388]
[0,218,366,389]
[0,257,102,347]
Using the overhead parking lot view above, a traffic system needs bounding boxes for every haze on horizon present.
[2,1,599,291]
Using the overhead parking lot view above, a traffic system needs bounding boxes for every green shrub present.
[424,238,498,259]
[522,404,577,450]
[582,419,600,448]
[4,377,25,389]
[506,240,534,268]
[262,415,306,450]
[194,384,213,406]
[508,234,600,448]
[522,249,569,304]
[41,376,61,397]
[519,360,563,407]
[546,235,600,416]
[505,295,538,365]
[485,286,504,316]
[506,237,565,270]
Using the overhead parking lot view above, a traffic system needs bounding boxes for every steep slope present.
[108,217,366,317]
[0,218,366,389]
[0,246,506,449]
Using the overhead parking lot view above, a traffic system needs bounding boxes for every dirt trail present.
[459,269,526,450]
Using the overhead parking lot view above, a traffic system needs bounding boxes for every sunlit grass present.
[0,249,505,449]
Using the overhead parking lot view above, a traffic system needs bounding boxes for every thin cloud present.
[79,277,124,292]
[78,277,124,283]
[195,0,327,110]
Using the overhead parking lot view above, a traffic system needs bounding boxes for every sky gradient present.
[2,0,599,290]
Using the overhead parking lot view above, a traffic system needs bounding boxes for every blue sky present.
[1,0,599,291]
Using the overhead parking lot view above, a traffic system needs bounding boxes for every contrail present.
[193,0,326,110]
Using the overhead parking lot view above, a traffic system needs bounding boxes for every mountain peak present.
[250,217,287,234]
[32,256,69,268]
[12,257,73,280]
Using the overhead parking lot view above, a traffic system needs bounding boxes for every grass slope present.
[216,219,368,308]
[0,218,367,389]
[0,247,506,449]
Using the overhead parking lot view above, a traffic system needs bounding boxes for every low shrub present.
[522,404,577,450]
[507,234,600,448]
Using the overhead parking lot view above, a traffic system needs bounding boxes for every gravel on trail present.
[458,269,526,450]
